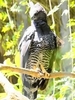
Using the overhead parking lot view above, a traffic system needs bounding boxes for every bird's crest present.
[29,0,34,8]
[29,1,47,18]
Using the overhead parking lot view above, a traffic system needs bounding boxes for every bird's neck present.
[33,19,47,27]
[31,19,50,35]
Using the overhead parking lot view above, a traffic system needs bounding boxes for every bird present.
[18,2,63,100]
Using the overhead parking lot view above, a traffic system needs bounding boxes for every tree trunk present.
[59,0,73,100]
[60,0,72,72]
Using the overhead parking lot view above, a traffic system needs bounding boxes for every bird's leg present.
[32,62,50,77]
[32,61,42,72]
[40,64,50,77]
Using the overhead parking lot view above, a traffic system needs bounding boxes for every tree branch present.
[0,63,75,100]
[0,63,75,79]
[0,72,29,100]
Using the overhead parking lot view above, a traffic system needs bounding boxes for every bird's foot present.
[43,71,50,77]
[39,64,50,77]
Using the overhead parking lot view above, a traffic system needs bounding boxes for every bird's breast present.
[31,33,57,50]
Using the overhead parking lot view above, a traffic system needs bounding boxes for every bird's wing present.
[18,26,36,68]
[18,26,36,53]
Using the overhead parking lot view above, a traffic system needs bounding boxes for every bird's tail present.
[22,68,50,99]
[39,79,49,90]
[22,74,39,100]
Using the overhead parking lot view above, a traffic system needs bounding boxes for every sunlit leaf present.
[2,21,15,33]
[62,51,72,59]
[50,24,55,30]
[1,12,7,21]
[1,24,11,33]
[72,48,75,58]
[0,0,7,7]
[2,23,11,33]
[6,41,14,49]
[3,58,14,66]
[15,51,20,67]
[4,50,12,56]
[69,1,75,8]
[67,19,75,27]
[10,3,22,12]
[17,23,24,32]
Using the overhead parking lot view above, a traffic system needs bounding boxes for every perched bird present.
[18,2,63,100]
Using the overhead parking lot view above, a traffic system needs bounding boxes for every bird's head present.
[29,2,47,22]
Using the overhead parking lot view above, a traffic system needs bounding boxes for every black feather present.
[19,7,58,100]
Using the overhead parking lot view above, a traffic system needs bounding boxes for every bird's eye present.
[34,13,38,16]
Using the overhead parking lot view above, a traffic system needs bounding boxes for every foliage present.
[0,0,75,100]
[0,0,27,96]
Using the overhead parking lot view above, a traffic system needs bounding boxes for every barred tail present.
[22,74,39,100]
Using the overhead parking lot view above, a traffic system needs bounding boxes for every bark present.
[59,0,72,72]
[0,72,29,100]
[0,64,75,79]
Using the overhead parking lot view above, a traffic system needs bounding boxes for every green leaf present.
[3,13,7,21]
[10,3,22,12]
[4,50,13,56]
[15,51,20,67]
[69,1,75,8]
[67,19,75,27]
[3,58,14,66]
[6,41,14,49]
[0,0,7,7]
[62,52,71,59]
[50,24,55,30]
[2,24,11,33]
[2,21,15,33]
[0,12,7,21]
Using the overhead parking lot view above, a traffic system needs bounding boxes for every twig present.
[0,64,75,79]
[0,72,29,100]
[0,63,75,100]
